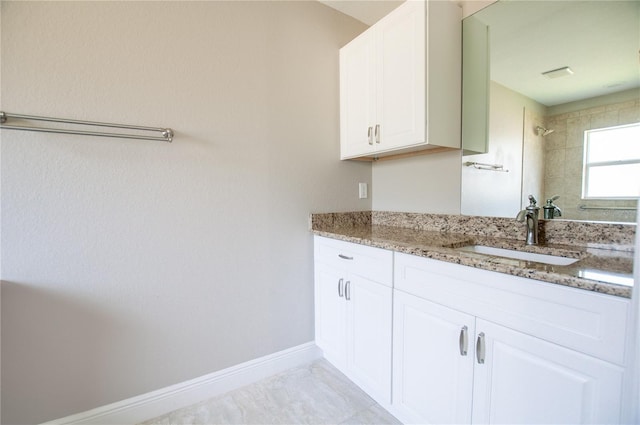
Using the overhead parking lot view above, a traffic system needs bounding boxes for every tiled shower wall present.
[543,97,640,222]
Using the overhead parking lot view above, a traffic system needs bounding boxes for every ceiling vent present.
[542,66,574,79]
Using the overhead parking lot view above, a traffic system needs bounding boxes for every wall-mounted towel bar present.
[0,111,173,142]
[463,161,509,172]
[578,204,636,211]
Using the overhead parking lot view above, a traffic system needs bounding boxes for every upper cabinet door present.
[376,0,425,153]
[339,31,376,159]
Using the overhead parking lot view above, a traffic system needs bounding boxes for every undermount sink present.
[457,245,580,266]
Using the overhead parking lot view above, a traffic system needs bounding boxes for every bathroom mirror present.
[461,0,640,223]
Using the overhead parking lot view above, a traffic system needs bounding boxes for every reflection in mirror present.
[461,0,640,222]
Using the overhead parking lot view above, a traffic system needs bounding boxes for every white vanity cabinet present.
[339,0,461,159]
[313,236,393,405]
[392,252,629,425]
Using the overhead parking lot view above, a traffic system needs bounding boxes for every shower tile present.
[566,116,590,147]
[619,105,640,125]
[565,147,584,177]
[547,118,566,133]
[607,100,636,111]
[590,110,619,129]
[544,149,565,178]
[580,105,606,116]
[544,177,564,199]
[544,130,566,150]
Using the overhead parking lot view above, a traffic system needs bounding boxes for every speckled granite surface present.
[310,211,635,298]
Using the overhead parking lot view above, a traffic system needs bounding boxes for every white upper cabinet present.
[339,1,461,160]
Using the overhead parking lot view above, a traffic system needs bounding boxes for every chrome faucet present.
[543,195,562,219]
[516,195,540,245]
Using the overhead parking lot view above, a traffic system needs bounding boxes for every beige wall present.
[0,2,369,423]
[370,0,496,215]
[372,150,462,214]
[522,107,546,208]
[460,0,496,18]
[461,81,546,217]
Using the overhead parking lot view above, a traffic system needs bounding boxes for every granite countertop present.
[311,212,635,299]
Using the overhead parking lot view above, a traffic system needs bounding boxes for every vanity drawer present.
[394,252,630,365]
[314,236,393,287]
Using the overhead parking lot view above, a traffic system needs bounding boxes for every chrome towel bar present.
[578,204,636,211]
[0,111,173,142]
[463,161,509,172]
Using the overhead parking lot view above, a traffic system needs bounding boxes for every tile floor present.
[139,359,401,425]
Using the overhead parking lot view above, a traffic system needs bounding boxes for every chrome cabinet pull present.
[476,332,486,364]
[367,126,373,145]
[459,326,468,356]
[375,124,380,144]
[338,254,353,260]
[337,278,344,298]
[345,281,351,301]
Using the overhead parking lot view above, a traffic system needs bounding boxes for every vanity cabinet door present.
[314,263,348,369]
[392,289,475,424]
[346,275,393,404]
[471,319,624,425]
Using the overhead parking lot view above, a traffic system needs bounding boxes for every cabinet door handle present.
[459,326,468,356]
[345,280,351,301]
[375,124,380,144]
[367,126,373,145]
[338,254,353,260]
[476,332,485,364]
[337,278,344,298]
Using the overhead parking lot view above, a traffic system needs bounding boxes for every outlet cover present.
[359,183,368,199]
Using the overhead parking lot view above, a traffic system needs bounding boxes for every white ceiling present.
[475,0,640,106]
[318,0,640,107]
[318,0,405,26]
[318,0,491,24]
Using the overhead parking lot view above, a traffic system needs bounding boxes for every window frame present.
[582,122,640,200]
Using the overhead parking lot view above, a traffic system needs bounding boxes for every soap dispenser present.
[543,195,562,219]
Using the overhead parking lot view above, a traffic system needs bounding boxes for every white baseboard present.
[42,342,321,425]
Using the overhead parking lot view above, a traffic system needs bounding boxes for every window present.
[582,123,640,199]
